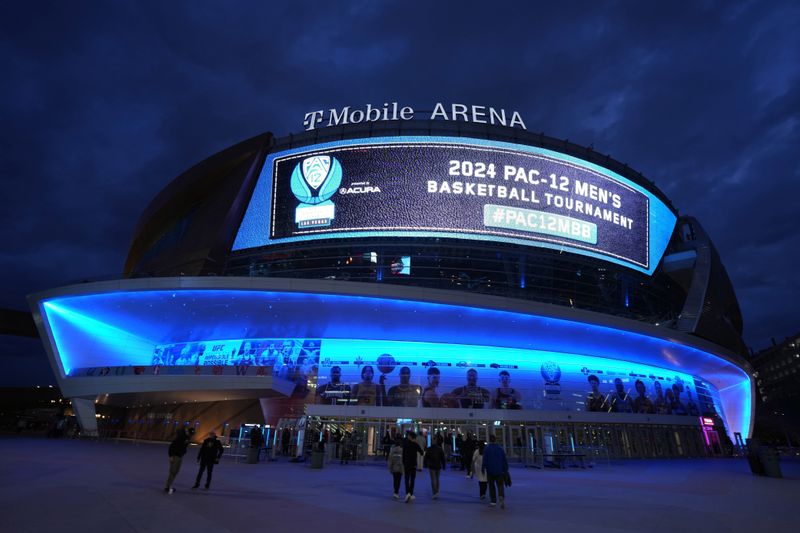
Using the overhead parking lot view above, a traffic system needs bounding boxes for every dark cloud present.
[1,0,797,387]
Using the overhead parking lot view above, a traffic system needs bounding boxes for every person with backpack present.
[482,434,509,509]
[424,435,447,499]
[388,438,404,500]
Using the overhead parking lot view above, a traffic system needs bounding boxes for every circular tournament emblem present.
[290,155,343,205]
[540,361,562,384]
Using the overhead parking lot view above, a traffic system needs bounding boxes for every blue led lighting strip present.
[38,288,750,438]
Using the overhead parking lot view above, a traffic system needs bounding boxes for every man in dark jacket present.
[461,434,475,478]
[482,434,509,509]
[193,431,224,490]
[281,427,291,456]
[164,427,195,493]
[250,425,262,448]
[401,430,424,502]
[424,435,447,499]
[249,425,263,463]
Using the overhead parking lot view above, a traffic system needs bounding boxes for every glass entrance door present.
[506,425,525,462]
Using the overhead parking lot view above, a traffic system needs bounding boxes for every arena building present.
[29,117,753,462]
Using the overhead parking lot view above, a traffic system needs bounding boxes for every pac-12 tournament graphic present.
[233,137,677,275]
[290,155,343,228]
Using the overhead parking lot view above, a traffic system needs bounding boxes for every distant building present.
[752,334,800,446]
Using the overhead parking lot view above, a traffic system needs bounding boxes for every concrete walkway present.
[0,437,797,533]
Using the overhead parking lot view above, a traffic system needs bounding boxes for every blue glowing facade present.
[32,280,752,440]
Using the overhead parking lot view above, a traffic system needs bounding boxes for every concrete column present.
[71,398,98,437]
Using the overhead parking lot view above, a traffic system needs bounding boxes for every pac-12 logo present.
[290,155,343,228]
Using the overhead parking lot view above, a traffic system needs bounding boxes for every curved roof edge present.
[29,276,750,376]
[29,277,754,438]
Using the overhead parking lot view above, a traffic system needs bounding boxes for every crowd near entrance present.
[281,415,715,467]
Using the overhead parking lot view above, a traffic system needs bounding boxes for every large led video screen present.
[233,137,677,274]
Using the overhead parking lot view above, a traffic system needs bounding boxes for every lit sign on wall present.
[234,137,676,274]
[302,102,527,131]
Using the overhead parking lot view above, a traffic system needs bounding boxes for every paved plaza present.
[0,437,797,533]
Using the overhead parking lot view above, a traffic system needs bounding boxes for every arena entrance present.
[301,412,710,466]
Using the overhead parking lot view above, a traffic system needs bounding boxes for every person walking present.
[415,431,426,471]
[164,427,195,494]
[471,441,488,500]
[424,435,447,499]
[462,434,475,478]
[281,427,291,456]
[402,430,424,502]
[388,438,404,500]
[340,432,351,464]
[482,434,509,509]
[381,430,392,460]
[250,425,263,462]
[193,431,224,490]
[250,425,263,448]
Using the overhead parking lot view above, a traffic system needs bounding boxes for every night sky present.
[1,1,798,385]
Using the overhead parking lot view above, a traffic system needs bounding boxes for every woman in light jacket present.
[388,438,404,500]
[471,441,488,500]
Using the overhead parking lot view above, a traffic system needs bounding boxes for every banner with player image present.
[146,336,720,418]
[313,339,718,418]
[150,338,321,398]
